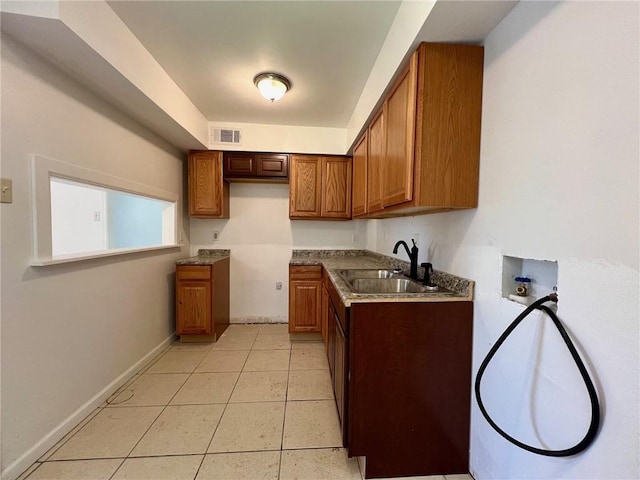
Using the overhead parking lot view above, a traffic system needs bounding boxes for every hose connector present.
[548,292,559,303]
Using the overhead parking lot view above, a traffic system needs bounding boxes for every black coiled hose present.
[474,294,600,457]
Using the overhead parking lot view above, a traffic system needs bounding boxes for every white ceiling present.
[107,1,402,128]
[107,1,517,129]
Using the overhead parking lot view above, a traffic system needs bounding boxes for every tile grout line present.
[38,353,160,463]
[36,407,103,463]
[200,328,284,477]
[196,333,255,476]
[160,343,222,480]
[110,346,217,479]
[278,345,294,479]
[105,458,127,480]
[108,345,210,473]
[29,328,331,480]
[105,343,212,478]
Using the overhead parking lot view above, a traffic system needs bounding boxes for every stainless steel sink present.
[338,269,453,296]
[349,278,430,294]
[338,269,399,279]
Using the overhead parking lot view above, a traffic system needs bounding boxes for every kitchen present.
[1,1,638,480]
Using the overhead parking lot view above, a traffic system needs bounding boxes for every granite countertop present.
[290,249,474,306]
[176,249,230,266]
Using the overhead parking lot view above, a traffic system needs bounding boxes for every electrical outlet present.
[275,282,283,290]
[212,231,219,242]
[352,234,359,244]
[1,178,13,204]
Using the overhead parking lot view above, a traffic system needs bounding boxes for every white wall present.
[1,0,210,149]
[369,2,639,478]
[208,121,346,155]
[0,33,189,480]
[200,119,362,323]
[190,183,366,322]
[345,0,436,148]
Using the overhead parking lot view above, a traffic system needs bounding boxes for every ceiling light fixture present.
[253,72,291,102]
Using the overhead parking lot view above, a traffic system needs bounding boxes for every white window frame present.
[30,153,181,266]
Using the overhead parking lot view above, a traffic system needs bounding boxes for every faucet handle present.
[411,238,417,247]
[420,262,435,287]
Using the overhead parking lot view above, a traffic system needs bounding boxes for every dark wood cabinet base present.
[348,301,473,479]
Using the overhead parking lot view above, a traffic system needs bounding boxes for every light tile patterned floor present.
[22,324,474,480]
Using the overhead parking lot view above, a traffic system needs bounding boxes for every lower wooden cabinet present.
[333,309,347,426]
[324,274,348,445]
[176,277,212,335]
[321,272,330,345]
[348,301,473,478]
[175,259,230,341]
[322,270,473,479]
[288,265,322,333]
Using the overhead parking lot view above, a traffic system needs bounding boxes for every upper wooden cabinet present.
[383,53,417,208]
[322,157,352,218]
[188,150,229,218]
[290,155,322,217]
[290,155,352,220]
[366,109,385,215]
[351,133,368,217]
[353,42,484,218]
[223,151,289,182]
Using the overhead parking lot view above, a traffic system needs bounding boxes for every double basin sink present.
[338,269,455,296]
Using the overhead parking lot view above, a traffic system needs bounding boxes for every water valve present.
[514,276,531,296]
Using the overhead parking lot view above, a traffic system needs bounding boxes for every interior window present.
[31,154,179,265]
[50,177,174,257]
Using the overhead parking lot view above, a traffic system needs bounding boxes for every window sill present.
[31,244,184,267]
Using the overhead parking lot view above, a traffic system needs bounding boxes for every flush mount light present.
[253,72,291,102]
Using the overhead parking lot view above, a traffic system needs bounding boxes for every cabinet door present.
[334,314,347,428]
[321,283,329,346]
[290,155,322,218]
[327,302,336,379]
[256,154,289,178]
[383,53,417,208]
[176,280,212,335]
[211,258,231,339]
[352,133,368,217]
[321,156,352,219]
[224,152,255,177]
[189,151,229,218]
[289,280,322,332]
[367,109,385,214]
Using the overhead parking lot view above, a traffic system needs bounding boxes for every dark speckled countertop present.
[290,249,474,306]
[176,249,230,266]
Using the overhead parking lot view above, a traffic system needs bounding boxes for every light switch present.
[1,178,12,204]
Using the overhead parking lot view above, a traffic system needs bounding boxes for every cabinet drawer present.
[176,265,212,280]
[290,265,322,280]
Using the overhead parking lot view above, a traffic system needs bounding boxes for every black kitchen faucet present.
[392,239,419,280]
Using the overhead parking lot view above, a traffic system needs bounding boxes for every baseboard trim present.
[1,334,175,480]
[230,316,287,324]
